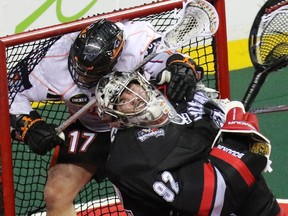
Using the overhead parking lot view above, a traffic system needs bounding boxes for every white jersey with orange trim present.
[10,21,173,132]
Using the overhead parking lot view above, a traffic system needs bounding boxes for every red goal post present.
[0,0,229,215]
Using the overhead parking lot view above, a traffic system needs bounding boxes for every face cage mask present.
[96,72,184,128]
[68,31,124,89]
[68,59,113,89]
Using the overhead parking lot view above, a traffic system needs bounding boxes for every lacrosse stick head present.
[242,0,288,111]
[249,1,288,70]
[263,42,288,68]
[160,0,219,51]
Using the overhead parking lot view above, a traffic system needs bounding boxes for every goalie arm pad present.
[10,111,64,155]
[209,137,269,196]
[212,101,270,145]
[156,53,204,102]
[212,101,272,172]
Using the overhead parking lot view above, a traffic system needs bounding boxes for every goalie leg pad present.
[208,137,268,198]
[211,101,273,172]
[234,175,282,216]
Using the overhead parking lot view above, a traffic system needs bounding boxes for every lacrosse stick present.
[131,0,219,71]
[242,0,288,111]
[250,104,288,114]
[56,0,219,133]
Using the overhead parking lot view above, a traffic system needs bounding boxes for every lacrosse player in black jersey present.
[94,71,285,216]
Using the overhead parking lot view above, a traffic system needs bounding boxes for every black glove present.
[11,111,64,155]
[156,54,204,102]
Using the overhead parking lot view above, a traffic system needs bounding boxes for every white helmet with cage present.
[95,71,184,128]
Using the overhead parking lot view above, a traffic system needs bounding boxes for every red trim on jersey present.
[49,146,60,168]
[198,163,215,215]
[210,148,255,186]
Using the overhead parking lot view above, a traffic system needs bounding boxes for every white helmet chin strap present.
[146,97,185,126]
[116,89,186,128]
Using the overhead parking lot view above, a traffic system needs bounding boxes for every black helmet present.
[68,19,124,89]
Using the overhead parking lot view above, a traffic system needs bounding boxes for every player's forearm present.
[10,93,33,115]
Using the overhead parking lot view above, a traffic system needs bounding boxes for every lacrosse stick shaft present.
[243,56,288,112]
[132,53,159,72]
[55,98,96,133]
[250,104,288,114]
[242,70,268,111]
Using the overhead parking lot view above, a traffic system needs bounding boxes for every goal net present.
[0,0,229,215]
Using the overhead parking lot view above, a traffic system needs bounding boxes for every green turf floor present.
[229,66,288,199]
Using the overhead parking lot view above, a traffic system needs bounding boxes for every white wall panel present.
[0,0,268,41]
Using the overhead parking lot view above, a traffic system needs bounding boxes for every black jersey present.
[107,116,219,215]
[107,114,281,216]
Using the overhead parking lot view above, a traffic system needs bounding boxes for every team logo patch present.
[137,128,165,142]
[250,142,270,156]
[70,94,89,106]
